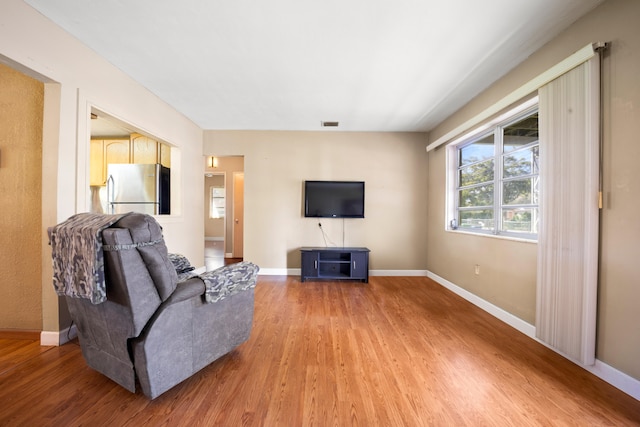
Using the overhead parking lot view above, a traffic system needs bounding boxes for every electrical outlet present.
[474,264,480,275]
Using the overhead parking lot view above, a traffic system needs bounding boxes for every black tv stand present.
[300,247,370,283]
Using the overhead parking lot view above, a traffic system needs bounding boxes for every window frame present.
[209,185,225,219]
[446,97,539,241]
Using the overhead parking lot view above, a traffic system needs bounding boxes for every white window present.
[447,99,539,240]
[210,186,225,219]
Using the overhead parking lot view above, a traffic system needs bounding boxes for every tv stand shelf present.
[300,247,370,283]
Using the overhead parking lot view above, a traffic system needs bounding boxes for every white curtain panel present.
[536,58,600,366]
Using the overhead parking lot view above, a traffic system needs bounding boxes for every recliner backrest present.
[112,214,178,301]
[101,213,179,337]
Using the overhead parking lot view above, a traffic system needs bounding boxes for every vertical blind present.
[536,57,600,365]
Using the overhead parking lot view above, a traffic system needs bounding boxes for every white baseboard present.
[586,360,640,400]
[40,324,77,346]
[426,269,640,401]
[259,269,429,277]
[370,270,428,276]
[426,270,535,337]
[259,268,297,276]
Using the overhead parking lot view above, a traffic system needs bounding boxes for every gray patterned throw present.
[199,262,259,303]
[48,212,131,304]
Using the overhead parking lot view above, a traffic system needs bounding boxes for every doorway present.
[204,172,226,270]
[204,156,244,269]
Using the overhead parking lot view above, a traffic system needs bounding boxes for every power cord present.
[317,222,337,247]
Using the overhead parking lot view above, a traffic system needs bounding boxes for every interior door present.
[232,172,244,258]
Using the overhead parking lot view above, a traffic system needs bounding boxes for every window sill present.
[445,228,538,244]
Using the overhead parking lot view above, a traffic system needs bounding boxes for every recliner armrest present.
[163,277,205,305]
[200,262,259,303]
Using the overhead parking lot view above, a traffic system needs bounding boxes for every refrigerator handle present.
[106,174,114,214]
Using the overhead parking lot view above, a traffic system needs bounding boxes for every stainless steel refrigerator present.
[106,163,170,215]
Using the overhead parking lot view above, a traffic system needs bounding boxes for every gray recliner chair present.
[50,213,258,399]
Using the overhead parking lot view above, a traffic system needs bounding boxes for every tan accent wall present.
[0,63,43,330]
[427,0,640,380]
[204,131,429,271]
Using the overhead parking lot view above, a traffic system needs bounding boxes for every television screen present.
[304,181,365,218]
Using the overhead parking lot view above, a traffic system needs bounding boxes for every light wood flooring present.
[204,240,226,271]
[1,276,639,426]
[205,240,242,271]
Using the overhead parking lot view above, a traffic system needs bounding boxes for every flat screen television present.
[304,180,365,218]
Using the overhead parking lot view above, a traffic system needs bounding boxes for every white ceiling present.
[26,0,602,132]
[90,114,136,138]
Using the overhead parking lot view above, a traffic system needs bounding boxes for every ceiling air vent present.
[321,121,339,127]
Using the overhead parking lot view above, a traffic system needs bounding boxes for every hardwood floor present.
[1,276,639,426]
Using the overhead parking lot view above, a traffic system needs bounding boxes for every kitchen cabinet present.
[90,138,129,186]
[104,139,130,165]
[90,136,171,186]
[130,133,171,167]
[131,134,158,164]
[90,139,105,186]
[159,142,171,168]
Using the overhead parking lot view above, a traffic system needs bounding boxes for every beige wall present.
[1,0,204,335]
[427,147,538,323]
[427,0,640,381]
[204,131,429,271]
[0,63,43,330]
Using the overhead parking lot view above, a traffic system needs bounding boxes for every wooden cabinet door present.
[301,251,318,282]
[159,143,171,168]
[351,251,368,280]
[89,139,104,185]
[131,134,158,164]
[104,139,130,168]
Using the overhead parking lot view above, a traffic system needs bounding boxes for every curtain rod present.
[426,43,601,153]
